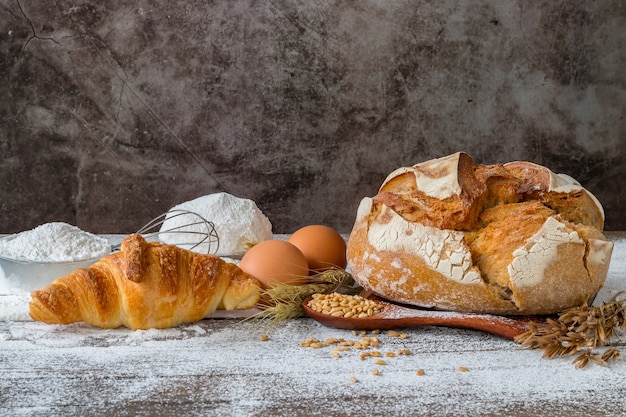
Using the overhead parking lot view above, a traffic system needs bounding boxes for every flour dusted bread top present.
[347,152,613,315]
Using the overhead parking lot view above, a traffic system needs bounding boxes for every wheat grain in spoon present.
[302,295,536,341]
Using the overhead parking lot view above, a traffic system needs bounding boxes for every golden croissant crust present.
[29,234,261,329]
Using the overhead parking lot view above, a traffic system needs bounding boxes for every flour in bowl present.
[0,222,111,262]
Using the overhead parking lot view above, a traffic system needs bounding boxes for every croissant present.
[29,234,261,329]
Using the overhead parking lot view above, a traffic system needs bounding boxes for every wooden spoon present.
[301,296,539,341]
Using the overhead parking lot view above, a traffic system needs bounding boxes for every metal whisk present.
[112,209,220,254]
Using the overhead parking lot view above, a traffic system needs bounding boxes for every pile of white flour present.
[0,223,111,310]
[0,222,111,262]
[159,193,273,257]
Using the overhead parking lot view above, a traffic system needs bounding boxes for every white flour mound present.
[0,222,111,262]
[159,193,273,257]
[0,222,111,298]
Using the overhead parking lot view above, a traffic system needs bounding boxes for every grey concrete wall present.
[1,0,624,234]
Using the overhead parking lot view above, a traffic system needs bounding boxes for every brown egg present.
[239,240,309,288]
[288,225,347,273]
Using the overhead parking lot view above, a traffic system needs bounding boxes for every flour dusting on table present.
[2,317,625,416]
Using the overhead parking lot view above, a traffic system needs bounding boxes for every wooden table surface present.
[1,233,625,417]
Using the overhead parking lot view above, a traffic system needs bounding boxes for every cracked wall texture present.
[0,0,625,234]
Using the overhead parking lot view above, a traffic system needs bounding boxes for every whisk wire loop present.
[112,209,220,254]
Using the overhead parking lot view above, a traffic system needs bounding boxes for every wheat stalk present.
[515,292,626,368]
[246,268,359,329]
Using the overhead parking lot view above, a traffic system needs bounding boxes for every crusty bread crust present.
[347,152,613,315]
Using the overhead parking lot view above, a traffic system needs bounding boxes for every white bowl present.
[0,253,106,293]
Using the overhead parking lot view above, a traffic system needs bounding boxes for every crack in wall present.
[80,35,232,194]
[75,155,85,227]
[14,0,232,224]
[16,0,64,58]
[115,81,126,138]
[17,0,232,186]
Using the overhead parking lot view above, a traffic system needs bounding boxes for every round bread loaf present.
[346,152,614,315]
